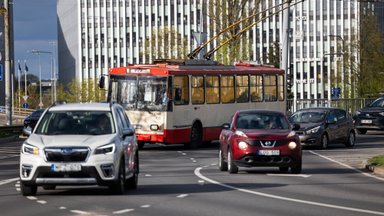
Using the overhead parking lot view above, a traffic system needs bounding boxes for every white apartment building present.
[57,0,207,85]
[57,0,375,103]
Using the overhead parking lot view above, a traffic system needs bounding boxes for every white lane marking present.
[70,210,90,215]
[59,206,67,210]
[177,194,189,198]
[113,209,135,214]
[16,188,20,191]
[145,174,152,177]
[198,180,205,185]
[27,196,37,200]
[37,200,47,204]
[195,167,384,215]
[141,205,151,208]
[0,177,19,186]
[182,153,187,156]
[266,174,311,178]
[310,151,384,181]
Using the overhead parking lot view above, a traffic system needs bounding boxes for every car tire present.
[291,159,302,174]
[21,181,37,196]
[218,149,228,171]
[189,122,202,149]
[109,160,126,195]
[320,134,328,149]
[356,129,367,134]
[279,167,289,172]
[42,185,56,190]
[227,149,238,174]
[125,152,139,190]
[345,131,356,148]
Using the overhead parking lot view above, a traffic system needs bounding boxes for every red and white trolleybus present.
[102,60,286,148]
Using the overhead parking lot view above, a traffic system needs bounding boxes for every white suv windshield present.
[34,111,115,135]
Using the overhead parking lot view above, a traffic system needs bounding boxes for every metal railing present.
[287,98,375,116]
[0,106,35,126]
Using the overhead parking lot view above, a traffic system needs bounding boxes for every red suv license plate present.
[258,150,280,156]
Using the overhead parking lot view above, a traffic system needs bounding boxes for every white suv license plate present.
[361,119,372,124]
[52,163,82,172]
[258,150,280,156]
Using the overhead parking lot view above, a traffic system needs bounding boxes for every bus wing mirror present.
[99,76,105,89]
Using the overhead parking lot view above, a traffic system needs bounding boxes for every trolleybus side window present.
[221,75,235,104]
[236,75,249,103]
[278,74,285,101]
[264,75,277,101]
[191,75,205,104]
[250,75,263,102]
[206,75,220,104]
[173,75,189,105]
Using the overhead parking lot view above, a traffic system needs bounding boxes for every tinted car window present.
[289,110,326,123]
[368,97,384,107]
[326,111,337,122]
[335,109,346,121]
[237,112,289,130]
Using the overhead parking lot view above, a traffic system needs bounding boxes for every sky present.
[13,0,57,81]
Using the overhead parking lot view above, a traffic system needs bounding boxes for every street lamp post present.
[49,41,57,103]
[30,50,52,109]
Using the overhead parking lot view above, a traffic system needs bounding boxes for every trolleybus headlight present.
[150,124,159,131]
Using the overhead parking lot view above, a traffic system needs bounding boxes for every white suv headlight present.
[306,126,320,134]
[95,143,115,155]
[22,143,39,155]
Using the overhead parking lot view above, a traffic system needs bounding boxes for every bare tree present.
[206,0,262,64]
[143,27,188,63]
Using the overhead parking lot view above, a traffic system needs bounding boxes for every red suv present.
[219,110,302,174]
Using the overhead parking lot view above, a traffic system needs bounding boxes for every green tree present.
[358,9,384,98]
[268,41,280,68]
[57,79,106,103]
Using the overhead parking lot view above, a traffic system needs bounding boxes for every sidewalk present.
[365,164,384,177]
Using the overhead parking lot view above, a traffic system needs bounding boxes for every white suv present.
[20,102,139,195]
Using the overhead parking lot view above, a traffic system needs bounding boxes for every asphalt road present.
[0,132,383,216]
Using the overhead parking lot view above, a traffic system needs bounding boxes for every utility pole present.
[30,50,52,109]
[282,0,291,112]
[1,0,12,125]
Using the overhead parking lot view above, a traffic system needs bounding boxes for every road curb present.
[365,164,384,177]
